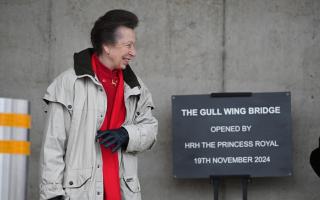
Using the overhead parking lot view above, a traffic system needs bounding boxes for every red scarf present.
[92,53,126,200]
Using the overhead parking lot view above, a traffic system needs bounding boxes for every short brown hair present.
[90,9,139,55]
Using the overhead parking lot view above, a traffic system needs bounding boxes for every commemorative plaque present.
[172,92,292,178]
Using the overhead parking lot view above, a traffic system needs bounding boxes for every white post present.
[0,97,31,200]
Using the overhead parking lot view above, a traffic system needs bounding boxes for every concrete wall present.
[0,0,319,199]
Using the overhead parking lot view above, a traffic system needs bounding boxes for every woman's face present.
[103,26,136,69]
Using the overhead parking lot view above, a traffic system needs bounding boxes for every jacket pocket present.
[124,176,141,193]
[63,168,92,199]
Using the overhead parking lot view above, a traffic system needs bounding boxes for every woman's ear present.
[102,44,110,55]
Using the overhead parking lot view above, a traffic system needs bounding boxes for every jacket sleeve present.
[123,83,158,153]
[39,102,70,200]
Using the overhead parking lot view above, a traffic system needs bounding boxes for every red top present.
[93,56,119,129]
[92,53,125,200]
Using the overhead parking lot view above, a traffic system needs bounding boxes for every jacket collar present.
[73,48,141,89]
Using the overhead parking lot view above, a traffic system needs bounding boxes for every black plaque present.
[172,92,292,178]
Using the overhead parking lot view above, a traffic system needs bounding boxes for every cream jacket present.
[39,48,158,200]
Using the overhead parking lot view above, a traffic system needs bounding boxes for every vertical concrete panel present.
[148,1,222,200]
[225,0,320,199]
[0,0,51,199]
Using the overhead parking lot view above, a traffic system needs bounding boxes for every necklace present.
[111,79,118,86]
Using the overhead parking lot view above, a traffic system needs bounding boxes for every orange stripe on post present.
[0,113,31,128]
[0,140,31,155]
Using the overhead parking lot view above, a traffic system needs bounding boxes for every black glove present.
[96,127,129,152]
[310,137,320,177]
[49,196,63,200]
